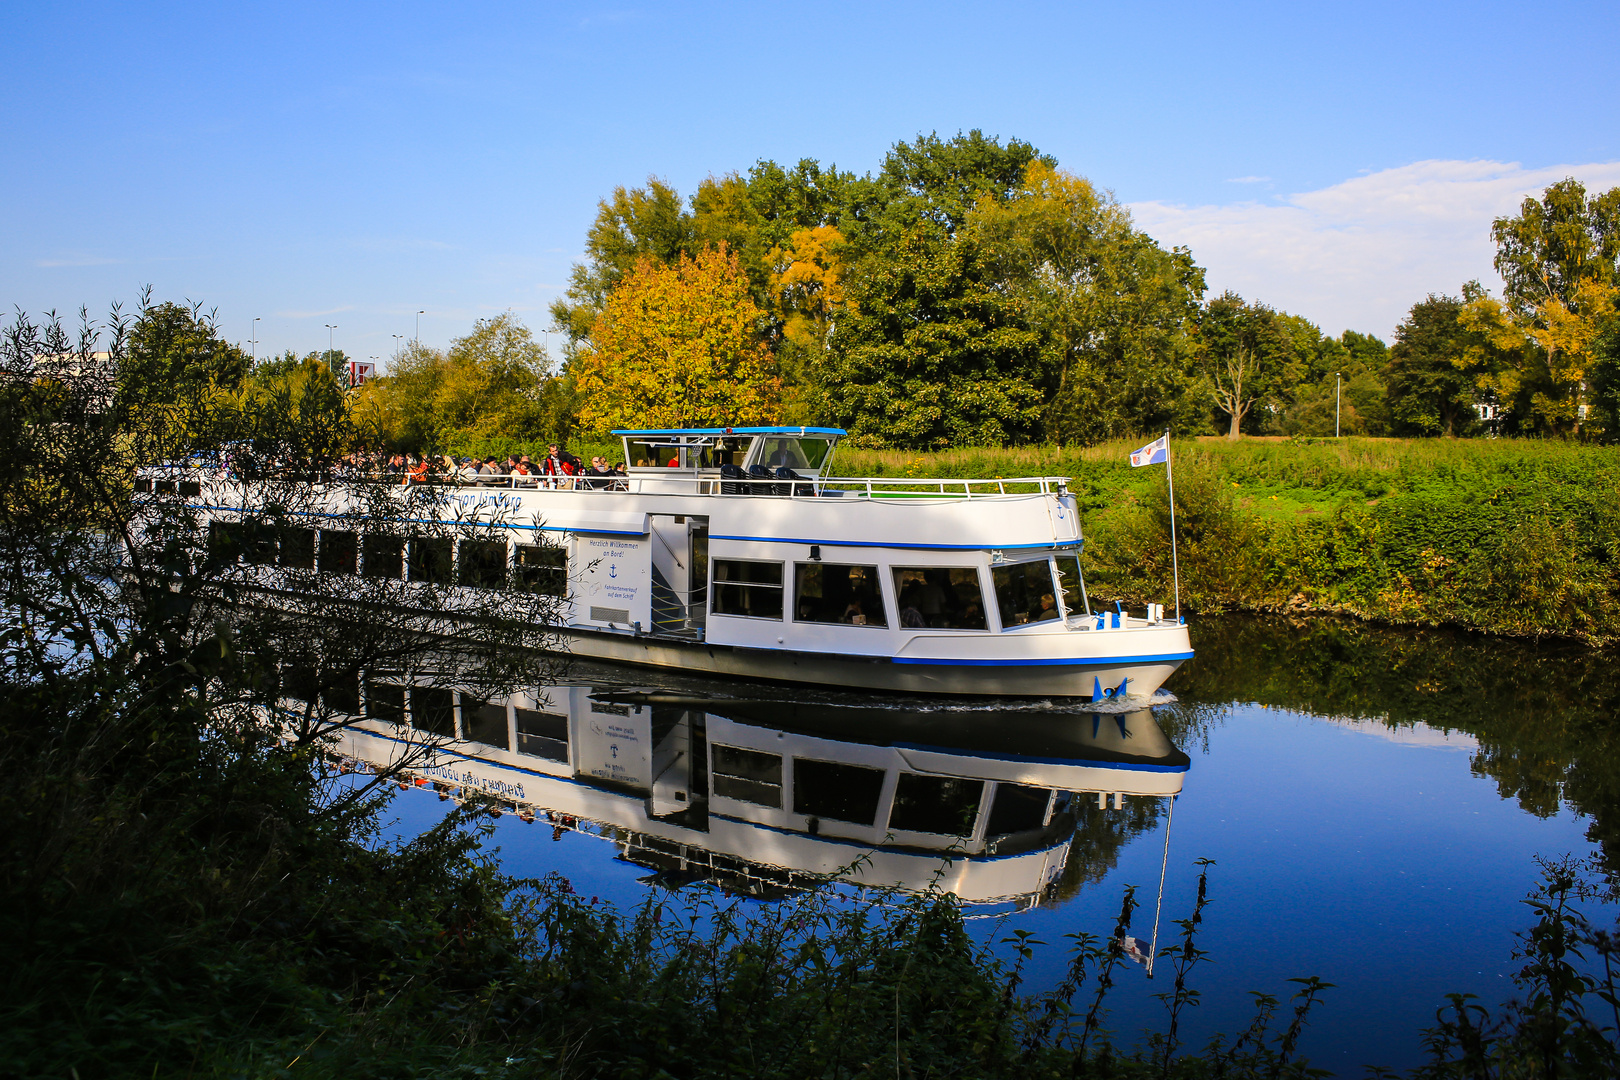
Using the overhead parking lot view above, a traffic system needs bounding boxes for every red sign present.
[347,361,375,387]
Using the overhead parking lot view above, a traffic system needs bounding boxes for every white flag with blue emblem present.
[1130,434,1168,467]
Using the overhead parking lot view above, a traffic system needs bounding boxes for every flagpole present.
[1147,793,1175,979]
[1165,430,1180,623]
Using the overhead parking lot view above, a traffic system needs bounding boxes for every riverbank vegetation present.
[841,437,1620,645]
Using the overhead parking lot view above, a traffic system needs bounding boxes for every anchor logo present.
[608,563,618,579]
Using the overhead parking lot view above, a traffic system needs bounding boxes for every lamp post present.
[326,324,337,357]
[1335,372,1342,437]
[416,310,425,346]
[251,316,260,362]
[393,333,404,360]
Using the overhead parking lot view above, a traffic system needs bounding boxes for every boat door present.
[647,515,708,639]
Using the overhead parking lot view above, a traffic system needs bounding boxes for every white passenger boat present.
[175,426,1191,700]
[325,676,1189,906]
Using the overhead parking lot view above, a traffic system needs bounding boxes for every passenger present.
[1033,593,1058,622]
[843,597,868,625]
[916,572,948,627]
[900,603,927,628]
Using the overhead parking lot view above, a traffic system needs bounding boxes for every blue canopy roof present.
[611,426,846,437]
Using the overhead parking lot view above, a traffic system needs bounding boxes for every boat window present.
[240,520,277,565]
[794,563,887,627]
[792,758,886,826]
[459,540,508,589]
[1055,554,1086,617]
[515,544,566,596]
[280,660,318,706]
[712,745,783,807]
[889,774,984,836]
[408,538,453,584]
[278,527,315,569]
[319,530,357,574]
[460,697,511,751]
[992,559,1060,628]
[362,535,403,579]
[515,707,568,762]
[364,679,406,725]
[986,783,1052,836]
[411,686,456,738]
[712,560,784,620]
[755,436,832,472]
[207,521,241,562]
[891,567,988,630]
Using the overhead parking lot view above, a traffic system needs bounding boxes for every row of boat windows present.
[209,521,567,596]
[711,744,1057,836]
[712,557,1085,630]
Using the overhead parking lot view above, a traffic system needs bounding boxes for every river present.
[363,615,1620,1074]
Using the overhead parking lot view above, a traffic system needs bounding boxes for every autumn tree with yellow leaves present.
[570,245,780,433]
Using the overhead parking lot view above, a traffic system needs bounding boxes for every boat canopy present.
[618,427,844,475]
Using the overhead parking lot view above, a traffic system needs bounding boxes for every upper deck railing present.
[141,465,1072,500]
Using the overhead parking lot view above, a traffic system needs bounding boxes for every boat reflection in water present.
[334,683,1189,908]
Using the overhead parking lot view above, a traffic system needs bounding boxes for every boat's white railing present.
[144,466,1071,500]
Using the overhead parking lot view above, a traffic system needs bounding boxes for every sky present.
[4,1,1618,365]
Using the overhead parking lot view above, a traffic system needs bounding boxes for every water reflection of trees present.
[1172,614,1620,875]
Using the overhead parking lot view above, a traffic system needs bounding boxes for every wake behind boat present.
[161,426,1191,699]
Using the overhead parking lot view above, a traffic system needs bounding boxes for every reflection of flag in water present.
[1129,434,1168,467]
[1117,934,1152,965]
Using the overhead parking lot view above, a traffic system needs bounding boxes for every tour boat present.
[175,426,1192,700]
[326,676,1190,906]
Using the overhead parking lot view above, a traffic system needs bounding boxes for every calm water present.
[369,617,1620,1074]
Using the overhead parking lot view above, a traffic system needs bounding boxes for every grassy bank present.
[838,438,1620,645]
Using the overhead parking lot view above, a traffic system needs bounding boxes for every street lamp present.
[326,324,337,358]
[251,316,260,362]
[393,333,404,359]
[1335,372,1342,438]
[416,310,425,346]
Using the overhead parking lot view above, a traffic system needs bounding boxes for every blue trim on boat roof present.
[612,426,846,437]
[710,533,1076,552]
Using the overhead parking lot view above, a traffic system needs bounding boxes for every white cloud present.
[1130,159,1620,338]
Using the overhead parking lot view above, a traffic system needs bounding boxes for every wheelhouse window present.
[515,544,566,595]
[712,560,783,620]
[992,559,1061,628]
[753,436,833,473]
[891,567,988,630]
[794,563,887,626]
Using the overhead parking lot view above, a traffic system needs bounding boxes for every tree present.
[363,314,558,452]
[548,178,697,357]
[820,230,1044,448]
[570,245,780,432]
[118,292,250,412]
[966,161,1205,444]
[1385,295,1479,436]
[1477,180,1620,434]
[1198,292,1294,439]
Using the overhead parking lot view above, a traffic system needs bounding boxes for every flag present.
[1129,434,1168,467]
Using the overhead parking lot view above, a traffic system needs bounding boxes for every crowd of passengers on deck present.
[378,443,628,489]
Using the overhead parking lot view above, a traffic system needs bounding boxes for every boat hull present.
[552,625,1190,700]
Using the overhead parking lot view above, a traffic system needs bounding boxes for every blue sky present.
[5,1,1617,363]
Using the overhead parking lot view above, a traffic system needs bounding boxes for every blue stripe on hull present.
[891,651,1193,667]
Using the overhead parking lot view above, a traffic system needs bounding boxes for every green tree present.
[1198,292,1296,439]
[820,229,1044,448]
[966,161,1206,445]
[118,293,250,412]
[1385,294,1480,436]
